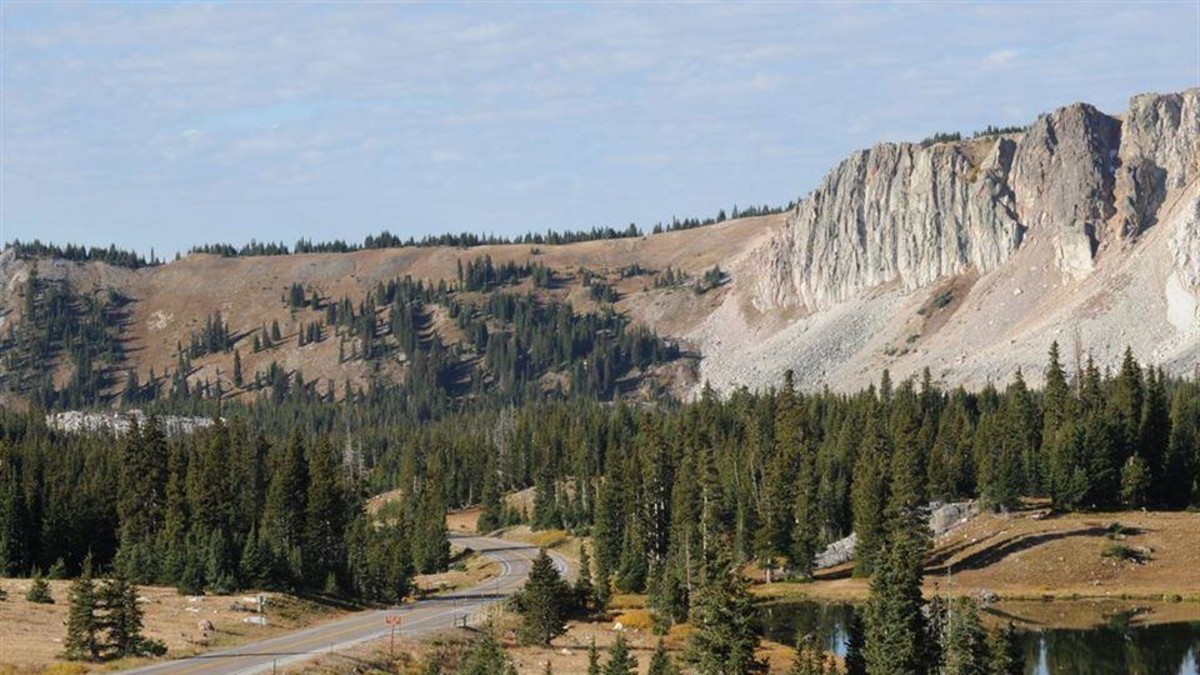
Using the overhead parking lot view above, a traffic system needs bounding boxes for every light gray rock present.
[813,501,980,570]
[46,409,218,436]
[1116,89,1200,239]
[754,137,1023,311]
[754,89,1199,312]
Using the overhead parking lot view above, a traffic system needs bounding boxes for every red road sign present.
[384,615,402,626]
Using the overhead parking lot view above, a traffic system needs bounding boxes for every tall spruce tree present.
[939,597,989,675]
[603,633,638,675]
[684,552,765,675]
[851,411,890,577]
[64,555,101,661]
[516,549,570,645]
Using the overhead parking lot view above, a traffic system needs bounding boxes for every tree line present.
[0,413,442,604]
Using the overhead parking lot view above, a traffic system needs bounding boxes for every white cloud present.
[2,2,1197,256]
[982,48,1020,70]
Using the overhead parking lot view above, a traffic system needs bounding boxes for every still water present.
[757,600,1200,675]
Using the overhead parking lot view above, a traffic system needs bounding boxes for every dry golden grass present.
[755,509,1200,605]
[23,213,779,408]
[0,579,344,671]
[412,552,500,598]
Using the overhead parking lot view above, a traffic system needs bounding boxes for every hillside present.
[0,214,780,408]
[757,507,1200,604]
[1,88,1197,407]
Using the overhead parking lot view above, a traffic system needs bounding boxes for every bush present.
[1101,543,1145,562]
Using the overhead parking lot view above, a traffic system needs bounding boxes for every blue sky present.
[2,2,1198,258]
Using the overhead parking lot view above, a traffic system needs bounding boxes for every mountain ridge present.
[2,88,1196,407]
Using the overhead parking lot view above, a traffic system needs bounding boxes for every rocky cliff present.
[754,89,1200,313]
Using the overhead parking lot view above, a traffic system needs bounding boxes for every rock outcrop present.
[46,410,218,436]
[1116,90,1200,240]
[754,89,1200,312]
[753,137,1023,311]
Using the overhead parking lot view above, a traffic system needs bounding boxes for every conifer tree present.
[603,633,637,675]
[477,457,503,533]
[843,608,867,675]
[459,632,517,675]
[1120,455,1151,508]
[515,550,570,645]
[851,411,890,577]
[1163,386,1198,508]
[685,553,765,675]
[939,597,988,675]
[100,572,163,658]
[587,638,602,675]
[262,430,309,583]
[1138,367,1170,492]
[863,518,929,674]
[574,544,596,613]
[303,437,350,586]
[233,350,244,388]
[987,622,1024,675]
[647,639,679,675]
[64,555,101,661]
[27,568,53,603]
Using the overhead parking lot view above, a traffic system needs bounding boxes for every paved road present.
[127,536,570,675]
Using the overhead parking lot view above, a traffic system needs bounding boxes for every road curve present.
[126,535,571,675]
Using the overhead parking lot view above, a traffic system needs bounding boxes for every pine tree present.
[1138,367,1170,495]
[233,350,244,388]
[647,639,679,675]
[987,622,1024,675]
[27,568,53,603]
[787,638,834,675]
[477,457,503,533]
[516,549,570,645]
[851,412,890,577]
[939,597,988,675]
[100,572,162,658]
[303,438,350,587]
[1120,455,1151,508]
[1163,386,1198,508]
[459,632,517,675]
[573,544,596,613]
[64,555,101,661]
[587,638,603,675]
[684,553,765,675]
[603,633,637,675]
[863,516,929,675]
[843,608,866,675]
[262,430,308,584]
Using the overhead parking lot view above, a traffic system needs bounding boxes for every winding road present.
[126,535,570,675]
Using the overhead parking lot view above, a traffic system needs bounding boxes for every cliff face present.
[755,89,1200,312]
[752,137,1023,310]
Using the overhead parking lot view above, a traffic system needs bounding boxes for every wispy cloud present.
[2,2,1197,255]
[982,48,1020,70]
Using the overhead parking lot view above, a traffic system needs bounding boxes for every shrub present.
[1101,543,1145,562]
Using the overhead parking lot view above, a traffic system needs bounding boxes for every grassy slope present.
[6,214,780,408]
[756,508,1200,605]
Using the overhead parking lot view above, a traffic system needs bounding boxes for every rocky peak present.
[753,90,1199,312]
[1116,89,1200,240]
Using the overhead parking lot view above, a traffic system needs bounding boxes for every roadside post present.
[385,614,402,657]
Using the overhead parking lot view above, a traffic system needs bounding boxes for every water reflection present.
[756,600,1200,675]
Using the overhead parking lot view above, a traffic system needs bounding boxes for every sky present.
[2,2,1198,258]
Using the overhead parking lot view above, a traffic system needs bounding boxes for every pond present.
[757,600,1200,675]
